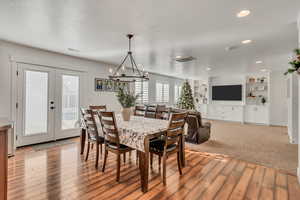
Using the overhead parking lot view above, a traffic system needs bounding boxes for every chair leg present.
[177,151,182,175]
[158,156,161,172]
[123,153,126,163]
[117,153,121,182]
[91,143,94,149]
[85,142,90,161]
[150,152,153,168]
[95,143,99,169]
[163,153,167,186]
[100,143,103,155]
[102,148,108,172]
[136,150,139,165]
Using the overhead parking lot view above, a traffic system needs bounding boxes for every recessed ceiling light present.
[256,61,263,64]
[206,67,211,71]
[242,40,252,44]
[175,56,182,59]
[237,10,251,18]
[67,48,80,52]
[260,69,267,72]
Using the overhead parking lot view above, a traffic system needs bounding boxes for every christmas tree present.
[177,80,195,110]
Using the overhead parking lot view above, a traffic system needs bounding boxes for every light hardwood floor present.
[8,138,300,200]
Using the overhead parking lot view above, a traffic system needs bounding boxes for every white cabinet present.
[207,105,244,122]
[244,105,269,124]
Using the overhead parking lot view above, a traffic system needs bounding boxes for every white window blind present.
[135,81,148,104]
[156,82,169,103]
[174,85,182,103]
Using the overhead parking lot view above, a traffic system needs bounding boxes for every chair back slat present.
[98,111,120,146]
[165,112,187,147]
[168,121,185,129]
[101,119,115,126]
[89,105,107,112]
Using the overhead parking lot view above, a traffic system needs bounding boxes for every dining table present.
[80,114,186,193]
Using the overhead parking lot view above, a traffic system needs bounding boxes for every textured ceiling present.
[0,0,299,78]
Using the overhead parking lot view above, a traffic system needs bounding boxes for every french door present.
[16,63,82,147]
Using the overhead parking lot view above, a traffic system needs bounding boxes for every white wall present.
[269,71,288,126]
[0,40,184,120]
[194,72,287,126]
[0,40,124,119]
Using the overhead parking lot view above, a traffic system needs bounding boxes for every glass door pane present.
[25,71,48,135]
[61,75,79,130]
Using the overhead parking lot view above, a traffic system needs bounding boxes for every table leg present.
[181,135,185,167]
[139,138,149,193]
[80,128,86,155]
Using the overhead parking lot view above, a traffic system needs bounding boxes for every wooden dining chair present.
[149,112,187,185]
[134,105,146,116]
[155,105,167,119]
[88,105,107,150]
[98,111,134,182]
[81,108,105,168]
[144,105,157,118]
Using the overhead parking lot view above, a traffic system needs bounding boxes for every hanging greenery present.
[177,80,195,110]
[284,48,300,75]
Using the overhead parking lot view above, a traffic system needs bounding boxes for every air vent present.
[175,56,196,62]
[225,45,241,51]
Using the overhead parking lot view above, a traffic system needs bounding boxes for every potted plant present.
[284,48,300,75]
[116,87,138,121]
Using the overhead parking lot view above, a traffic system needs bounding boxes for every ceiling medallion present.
[109,34,149,82]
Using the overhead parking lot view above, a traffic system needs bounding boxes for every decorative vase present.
[121,107,131,121]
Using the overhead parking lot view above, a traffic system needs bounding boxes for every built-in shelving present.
[246,76,269,106]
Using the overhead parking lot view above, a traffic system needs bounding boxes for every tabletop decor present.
[116,87,138,121]
[284,48,300,75]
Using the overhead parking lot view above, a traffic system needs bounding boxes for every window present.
[135,81,148,104]
[174,84,182,103]
[156,82,169,103]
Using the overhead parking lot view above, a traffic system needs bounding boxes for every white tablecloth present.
[116,115,169,152]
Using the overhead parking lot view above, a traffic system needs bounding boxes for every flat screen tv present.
[212,85,242,101]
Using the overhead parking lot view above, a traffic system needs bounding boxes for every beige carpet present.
[186,120,298,174]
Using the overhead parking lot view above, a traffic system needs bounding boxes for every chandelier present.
[109,34,149,82]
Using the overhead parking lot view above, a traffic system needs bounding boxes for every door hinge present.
[16,135,18,141]
[16,71,19,76]
[16,102,18,109]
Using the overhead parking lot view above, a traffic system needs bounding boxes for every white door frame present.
[12,61,84,147]
[54,69,82,140]
[16,63,56,146]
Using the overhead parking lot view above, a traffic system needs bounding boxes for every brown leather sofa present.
[185,112,211,144]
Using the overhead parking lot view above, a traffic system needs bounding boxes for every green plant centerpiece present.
[284,48,300,75]
[116,87,138,121]
[177,80,196,110]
